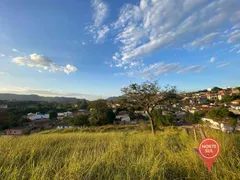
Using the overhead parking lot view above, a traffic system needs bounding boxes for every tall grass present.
[0,127,239,179]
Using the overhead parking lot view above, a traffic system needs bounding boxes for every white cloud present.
[63,64,78,75]
[217,63,230,68]
[93,25,109,42]
[1,54,5,57]
[232,23,240,29]
[177,66,206,73]
[91,0,108,27]
[38,70,43,73]
[82,42,86,45]
[0,72,6,75]
[210,57,216,63]
[88,0,109,43]
[109,0,240,67]
[12,53,77,74]
[12,57,28,65]
[237,50,240,54]
[227,30,240,43]
[186,33,219,49]
[116,61,206,79]
[229,44,240,52]
[12,48,19,52]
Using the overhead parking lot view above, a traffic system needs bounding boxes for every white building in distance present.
[27,112,49,121]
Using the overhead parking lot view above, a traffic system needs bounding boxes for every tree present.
[128,108,136,120]
[206,108,237,127]
[78,99,88,109]
[221,94,240,103]
[212,86,222,93]
[152,109,177,126]
[221,95,234,103]
[68,115,89,126]
[48,110,57,120]
[121,81,179,134]
[206,108,229,122]
[152,109,165,126]
[88,100,115,125]
[184,112,201,124]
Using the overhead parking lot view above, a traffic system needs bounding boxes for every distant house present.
[27,112,49,121]
[230,100,240,111]
[110,103,121,109]
[116,114,130,122]
[198,105,214,111]
[217,90,227,101]
[198,96,208,104]
[134,111,149,118]
[231,100,240,105]
[175,111,186,121]
[206,93,218,101]
[232,88,240,94]
[57,111,73,120]
[183,105,214,114]
[183,106,197,114]
[57,125,72,129]
[5,127,29,135]
[0,104,8,109]
[202,118,236,133]
[78,109,89,115]
[114,111,131,124]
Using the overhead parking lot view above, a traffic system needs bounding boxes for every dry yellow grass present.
[0,126,239,180]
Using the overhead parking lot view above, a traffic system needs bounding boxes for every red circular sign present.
[198,138,220,159]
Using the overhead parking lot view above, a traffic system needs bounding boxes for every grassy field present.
[0,126,239,180]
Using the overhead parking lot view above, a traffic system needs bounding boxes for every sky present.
[0,0,240,100]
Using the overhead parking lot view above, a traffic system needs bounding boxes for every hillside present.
[106,95,125,102]
[0,126,239,179]
[0,93,81,103]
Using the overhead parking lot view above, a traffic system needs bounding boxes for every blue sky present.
[0,0,240,100]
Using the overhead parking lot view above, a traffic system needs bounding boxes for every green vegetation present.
[221,94,240,103]
[211,86,222,92]
[88,100,115,126]
[0,127,239,179]
[184,112,202,124]
[77,99,88,109]
[206,108,238,127]
[66,114,89,126]
[121,81,178,134]
[0,100,88,130]
[48,110,57,119]
[152,109,176,126]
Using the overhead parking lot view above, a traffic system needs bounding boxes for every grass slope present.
[0,127,239,179]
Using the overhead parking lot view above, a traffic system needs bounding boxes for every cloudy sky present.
[0,0,240,100]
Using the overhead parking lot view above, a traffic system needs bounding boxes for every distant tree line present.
[63,100,115,126]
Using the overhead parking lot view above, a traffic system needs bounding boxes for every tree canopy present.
[121,81,179,134]
[212,86,222,92]
[78,99,88,109]
[68,115,89,126]
[88,100,115,126]
[48,110,57,119]
[206,108,237,127]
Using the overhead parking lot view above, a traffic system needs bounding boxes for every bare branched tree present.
[121,81,178,134]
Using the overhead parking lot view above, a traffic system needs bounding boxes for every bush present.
[206,108,238,126]
[184,112,201,124]
[68,115,89,126]
[48,110,58,120]
[152,109,176,126]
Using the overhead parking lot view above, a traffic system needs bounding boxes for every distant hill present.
[106,96,125,102]
[0,93,81,103]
